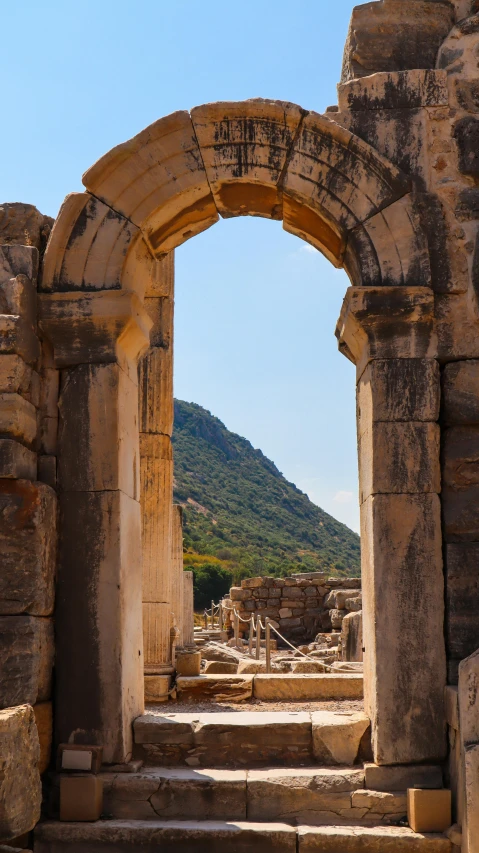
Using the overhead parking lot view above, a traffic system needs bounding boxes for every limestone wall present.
[0,204,57,840]
[226,573,361,645]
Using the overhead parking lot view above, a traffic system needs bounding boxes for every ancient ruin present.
[2,0,479,850]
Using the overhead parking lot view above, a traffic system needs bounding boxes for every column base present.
[144,675,172,704]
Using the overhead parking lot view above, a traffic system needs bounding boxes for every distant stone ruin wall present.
[226,572,362,644]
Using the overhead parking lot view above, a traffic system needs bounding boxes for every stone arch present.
[41,99,430,294]
[39,99,445,766]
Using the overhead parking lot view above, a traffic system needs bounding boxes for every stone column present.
[183,571,195,648]
[139,253,175,674]
[336,286,446,766]
[170,505,184,647]
[39,289,152,764]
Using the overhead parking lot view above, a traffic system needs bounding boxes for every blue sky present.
[1,0,360,534]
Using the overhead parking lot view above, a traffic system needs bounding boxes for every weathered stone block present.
[0,393,37,446]
[176,675,253,703]
[0,705,41,839]
[361,493,445,764]
[364,762,443,793]
[358,359,439,426]
[0,439,36,479]
[338,69,449,112]
[0,202,53,252]
[81,112,219,255]
[336,288,436,380]
[0,316,40,365]
[58,363,140,500]
[445,544,479,661]
[341,1,454,82]
[341,611,363,663]
[443,427,479,540]
[443,360,479,425]
[191,100,303,220]
[56,489,143,764]
[454,116,479,177]
[0,615,54,705]
[0,355,38,403]
[0,480,56,615]
[312,711,370,765]
[359,422,440,501]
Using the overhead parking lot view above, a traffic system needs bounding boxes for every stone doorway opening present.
[39,99,445,775]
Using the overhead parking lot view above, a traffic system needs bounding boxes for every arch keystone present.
[191,99,305,219]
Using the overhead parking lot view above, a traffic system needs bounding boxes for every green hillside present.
[172,400,360,594]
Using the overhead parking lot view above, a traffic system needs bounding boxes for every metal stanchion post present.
[211,600,215,630]
[256,617,261,660]
[218,601,223,632]
[265,618,271,673]
[204,609,208,629]
[249,616,254,655]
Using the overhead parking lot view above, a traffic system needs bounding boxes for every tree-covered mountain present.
[172,400,360,588]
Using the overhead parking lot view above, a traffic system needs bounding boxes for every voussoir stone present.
[312,711,370,765]
[0,705,41,840]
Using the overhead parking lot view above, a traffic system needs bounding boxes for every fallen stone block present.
[0,705,41,840]
[176,674,253,703]
[312,711,370,765]
[291,661,329,674]
[204,661,238,674]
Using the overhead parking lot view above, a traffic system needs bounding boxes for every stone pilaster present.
[336,286,446,766]
[182,571,195,648]
[139,253,175,674]
[39,288,151,763]
[171,505,184,647]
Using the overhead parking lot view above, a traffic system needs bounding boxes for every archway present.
[39,99,445,766]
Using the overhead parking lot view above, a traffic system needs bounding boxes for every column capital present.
[335,286,436,378]
[39,289,152,382]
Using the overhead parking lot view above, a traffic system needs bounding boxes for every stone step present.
[247,769,407,825]
[99,766,410,826]
[35,820,297,853]
[34,820,451,853]
[175,672,363,703]
[133,711,315,767]
[298,824,451,851]
[253,673,363,701]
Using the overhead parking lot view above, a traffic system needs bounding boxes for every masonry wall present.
[0,204,58,840]
[227,573,361,644]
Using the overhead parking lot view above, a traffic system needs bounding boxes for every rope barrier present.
[206,598,336,672]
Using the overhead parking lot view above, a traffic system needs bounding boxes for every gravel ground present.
[148,699,364,714]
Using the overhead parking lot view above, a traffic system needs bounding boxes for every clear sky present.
[1,0,360,534]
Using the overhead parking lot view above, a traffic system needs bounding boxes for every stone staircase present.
[35,711,452,853]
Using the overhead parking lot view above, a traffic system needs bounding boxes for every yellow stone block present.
[407,788,451,833]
